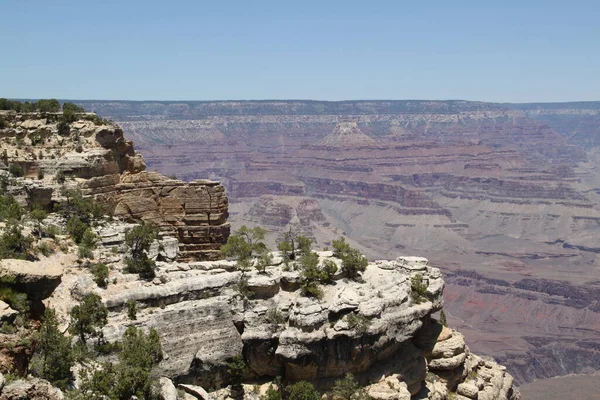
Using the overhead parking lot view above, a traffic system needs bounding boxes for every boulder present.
[457,382,479,399]
[367,378,411,400]
[0,259,63,300]
[179,383,209,400]
[159,377,178,400]
[0,378,64,400]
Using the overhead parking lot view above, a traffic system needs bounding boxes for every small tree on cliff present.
[221,225,271,272]
[124,222,159,279]
[69,293,108,345]
[32,308,74,390]
[332,237,368,280]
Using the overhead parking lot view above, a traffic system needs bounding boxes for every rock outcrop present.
[0,112,230,260]
[43,221,520,400]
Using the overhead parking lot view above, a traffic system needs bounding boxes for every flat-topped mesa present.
[0,112,230,261]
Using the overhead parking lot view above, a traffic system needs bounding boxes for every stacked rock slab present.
[0,112,230,261]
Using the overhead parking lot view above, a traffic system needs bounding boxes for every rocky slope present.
[71,100,600,385]
[0,111,229,261]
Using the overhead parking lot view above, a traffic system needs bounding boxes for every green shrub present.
[62,102,85,113]
[332,237,367,280]
[32,308,74,390]
[29,206,47,239]
[0,116,7,129]
[127,300,137,320]
[0,194,24,221]
[227,354,247,393]
[59,188,103,224]
[331,373,367,400]
[75,326,162,400]
[57,121,70,136]
[69,293,108,345]
[8,164,24,177]
[321,259,338,283]
[296,235,312,256]
[0,223,35,260]
[124,223,158,279]
[36,99,61,112]
[287,381,320,400]
[221,225,270,272]
[410,274,429,304]
[302,282,323,300]
[90,263,109,288]
[0,275,29,313]
[346,312,371,334]
[66,217,88,244]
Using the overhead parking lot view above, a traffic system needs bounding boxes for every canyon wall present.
[72,100,600,384]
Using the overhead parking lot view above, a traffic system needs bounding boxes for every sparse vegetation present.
[331,373,368,400]
[227,354,247,394]
[62,102,85,113]
[0,194,24,222]
[90,262,109,288]
[440,309,448,326]
[221,225,271,272]
[410,274,429,304]
[287,381,320,400]
[9,163,24,177]
[75,326,163,400]
[332,237,368,280]
[124,222,159,279]
[0,223,35,261]
[127,300,137,320]
[346,312,371,334]
[31,308,75,390]
[69,293,108,345]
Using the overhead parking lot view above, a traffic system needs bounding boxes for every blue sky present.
[0,0,598,102]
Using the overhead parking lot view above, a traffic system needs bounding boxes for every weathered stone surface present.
[0,112,230,262]
[0,259,63,300]
[179,383,209,400]
[367,378,411,400]
[457,382,479,399]
[0,378,64,400]
[159,377,178,400]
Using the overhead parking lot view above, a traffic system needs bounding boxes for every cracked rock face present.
[0,112,230,261]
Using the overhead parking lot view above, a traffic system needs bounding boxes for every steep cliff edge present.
[44,226,520,399]
[0,111,229,260]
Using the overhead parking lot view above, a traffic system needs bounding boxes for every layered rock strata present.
[44,222,520,399]
[0,112,230,260]
[77,100,600,383]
